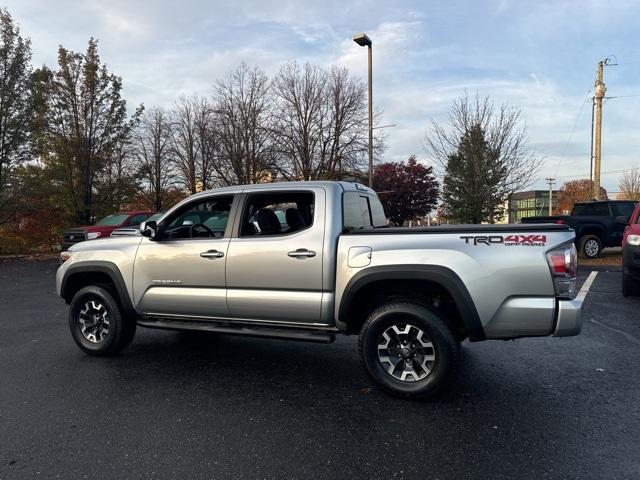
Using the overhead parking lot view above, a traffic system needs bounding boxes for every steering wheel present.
[189,223,214,238]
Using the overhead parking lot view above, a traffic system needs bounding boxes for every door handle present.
[200,250,224,259]
[287,248,316,258]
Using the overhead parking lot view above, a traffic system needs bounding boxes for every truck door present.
[133,193,238,318]
[225,188,325,324]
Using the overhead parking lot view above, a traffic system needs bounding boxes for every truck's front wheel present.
[359,301,459,399]
[69,286,136,356]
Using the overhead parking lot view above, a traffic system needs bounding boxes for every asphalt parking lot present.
[0,259,638,479]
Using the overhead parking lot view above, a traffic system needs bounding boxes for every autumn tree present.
[37,38,142,223]
[424,94,542,223]
[373,155,439,226]
[214,63,274,185]
[619,167,640,201]
[556,179,608,214]
[0,9,32,225]
[134,107,176,211]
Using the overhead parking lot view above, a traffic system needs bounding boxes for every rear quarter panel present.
[336,228,574,337]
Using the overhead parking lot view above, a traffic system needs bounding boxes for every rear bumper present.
[552,298,583,337]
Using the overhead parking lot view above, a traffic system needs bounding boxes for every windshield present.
[96,214,129,226]
[146,213,163,223]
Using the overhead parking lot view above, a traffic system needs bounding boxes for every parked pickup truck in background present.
[622,202,640,296]
[62,211,154,250]
[521,200,636,258]
[57,182,582,399]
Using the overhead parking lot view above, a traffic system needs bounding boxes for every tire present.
[579,235,602,259]
[358,301,460,399]
[622,271,640,297]
[68,285,136,356]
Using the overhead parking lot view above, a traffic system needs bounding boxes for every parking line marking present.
[577,271,598,301]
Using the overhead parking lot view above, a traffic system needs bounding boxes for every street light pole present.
[353,33,373,187]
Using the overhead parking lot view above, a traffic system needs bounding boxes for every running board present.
[137,318,336,344]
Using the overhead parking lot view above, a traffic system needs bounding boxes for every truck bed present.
[344,223,572,235]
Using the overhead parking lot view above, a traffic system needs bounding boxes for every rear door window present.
[240,191,314,237]
[572,204,593,216]
[592,203,611,216]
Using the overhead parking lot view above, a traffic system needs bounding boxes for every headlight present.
[87,232,102,240]
[60,251,72,263]
[628,234,640,246]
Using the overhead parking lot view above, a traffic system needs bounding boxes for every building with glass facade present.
[508,190,559,223]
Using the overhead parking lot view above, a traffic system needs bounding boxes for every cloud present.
[5,0,639,191]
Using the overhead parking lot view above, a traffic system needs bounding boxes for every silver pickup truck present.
[57,181,582,398]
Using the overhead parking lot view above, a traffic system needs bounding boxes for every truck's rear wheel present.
[579,235,602,259]
[69,286,136,356]
[359,301,459,399]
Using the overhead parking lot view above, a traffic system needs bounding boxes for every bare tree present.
[271,63,376,181]
[134,107,176,211]
[619,167,640,201]
[424,94,542,223]
[320,66,372,178]
[214,63,274,185]
[272,62,328,180]
[193,95,218,190]
[95,138,138,216]
[171,95,199,194]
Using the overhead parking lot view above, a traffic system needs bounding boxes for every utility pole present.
[592,60,607,199]
[545,178,556,215]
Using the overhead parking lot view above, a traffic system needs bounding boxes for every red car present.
[62,211,154,250]
[622,202,640,296]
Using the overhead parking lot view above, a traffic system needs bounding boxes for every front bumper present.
[623,244,640,280]
[552,298,583,337]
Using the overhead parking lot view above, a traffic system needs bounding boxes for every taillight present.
[555,220,565,225]
[546,244,577,298]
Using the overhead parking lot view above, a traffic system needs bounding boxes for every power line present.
[606,94,640,99]
[553,88,592,178]
[538,167,635,181]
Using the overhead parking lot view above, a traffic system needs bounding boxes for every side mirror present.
[615,215,629,225]
[140,220,157,238]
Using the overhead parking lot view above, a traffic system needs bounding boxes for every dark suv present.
[522,200,636,258]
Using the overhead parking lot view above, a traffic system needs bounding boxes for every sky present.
[6,0,640,193]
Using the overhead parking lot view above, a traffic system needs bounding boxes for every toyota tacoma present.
[57,182,582,398]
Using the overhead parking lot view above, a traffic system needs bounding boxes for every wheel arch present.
[576,224,606,243]
[61,261,134,314]
[338,265,485,341]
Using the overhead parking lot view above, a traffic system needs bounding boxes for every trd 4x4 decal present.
[460,235,547,246]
